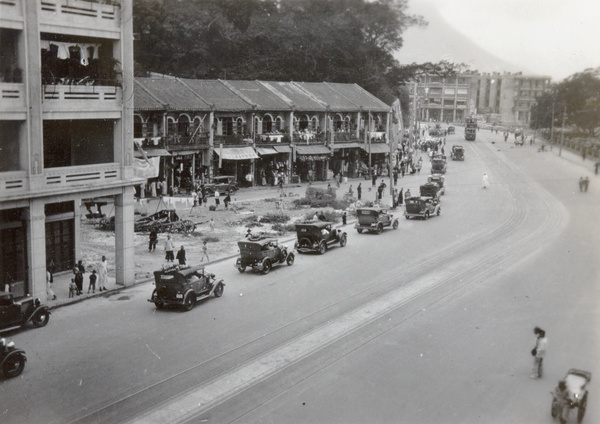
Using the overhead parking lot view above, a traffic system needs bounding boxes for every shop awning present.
[215,146,259,160]
[331,142,361,150]
[255,147,278,156]
[295,145,331,155]
[359,143,391,154]
[272,145,291,154]
[134,148,171,158]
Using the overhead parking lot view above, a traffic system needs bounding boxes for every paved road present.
[1,130,597,424]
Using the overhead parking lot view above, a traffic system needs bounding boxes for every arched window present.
[236,117,244,135]
[275,116,284,132]
[263,114,274,133]
[167,117,176,135]
[298,115,309,131]
[134,115,144,138]
[177,115,190,136]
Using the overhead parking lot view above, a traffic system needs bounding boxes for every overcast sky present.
[404,0,600,81]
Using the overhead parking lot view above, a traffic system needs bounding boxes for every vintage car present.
[427,174,446,195]
[450,145,464,161]
[447,126,455,135]
[404,196,441,220]
[0,293,50,334]
[204,176,238,196]
[294,221,347,254]
[355,207,399,234]
[430,155,447,174]
[236,238,294,274]
[149,265,225,311]
[420,181,442,200]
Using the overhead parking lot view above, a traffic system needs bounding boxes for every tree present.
[132,0,426,103]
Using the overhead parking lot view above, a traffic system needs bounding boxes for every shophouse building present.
[0,0,135,298]
[133,77,391,193]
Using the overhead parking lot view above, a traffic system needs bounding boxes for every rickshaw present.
[551,369,591,423]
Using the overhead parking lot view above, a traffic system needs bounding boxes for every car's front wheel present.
[437,207,441,216]
[286,252,295,266]
[392,219,399,230]
[262,258,272,274]
[340,234,347,247]
[31,309,50,328]
[424,211,430,220]
[213,283,224,298]
[237,265,246,273]
[376,224,383,234]
[183,293,195,311]
[319,242,327,254]
[2,354,25,378]
[357,228,363,233]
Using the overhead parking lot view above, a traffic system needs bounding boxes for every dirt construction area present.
[79,189,354,283]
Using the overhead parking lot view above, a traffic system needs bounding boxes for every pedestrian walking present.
[164,235,174,262]
[342,211,347,225]
[87,270,97,294]
[224,192,231,209]
[98,255,108,291]
[214,189,220,207]
[148,229,158,252]
[397,188,404,206]
[595,161,600,175]
[404,189,411,203]
[176,245,186,265]
[357,183,362,200]
[209,218,215,231]
[392,188,398,208]
[377,180,386,200]
[73,265,83,295]
[393,168,398,186]
[200,240,209,262]
[482,173,490,189]
[348,185,353,196]
[583,176,589,192]
[579,177,584,192]
[371,170,377,187]
[531,327,548,379]
[46,268,56,300]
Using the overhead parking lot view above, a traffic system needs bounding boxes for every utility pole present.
[559,106,566,156]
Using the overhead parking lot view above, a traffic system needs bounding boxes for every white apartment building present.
[0,0,135,299]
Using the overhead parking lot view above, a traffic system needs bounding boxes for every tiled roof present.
[224,80,292,111]
[265,81,327,112]
[181,79,252,112]
[134,77,390,113]
[135,77,212,111]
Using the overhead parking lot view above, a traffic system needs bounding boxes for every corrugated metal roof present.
[225,80,292,111]
[135,77,212,111]
[293,82,357,111]
[181,79,252,112]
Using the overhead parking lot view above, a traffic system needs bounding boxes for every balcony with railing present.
[0,0,24,29]
[0,82,26,113]
[213,134,249,146]
[39,0,122,38]
[292,132,325,145]
[44,163,121,188]
[42,84,121,113]
[163,133,210,149]
[0,171,28,194]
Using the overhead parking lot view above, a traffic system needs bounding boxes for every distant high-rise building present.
[0,0,136,299]
[409,71,550,126]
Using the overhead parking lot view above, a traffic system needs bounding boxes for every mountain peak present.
[396,3,530,75]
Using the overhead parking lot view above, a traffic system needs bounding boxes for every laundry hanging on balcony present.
[40,40,101,66]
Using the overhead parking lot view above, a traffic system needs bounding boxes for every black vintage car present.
[404,196,441,220]
[204,176,238,196]
[149,265,225,311]
[236,238,294,274]
[0,293,50,334]
[450,145,464,161]
[420,181,442,200]
[430,155,447,174]
[294,221,347,254]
